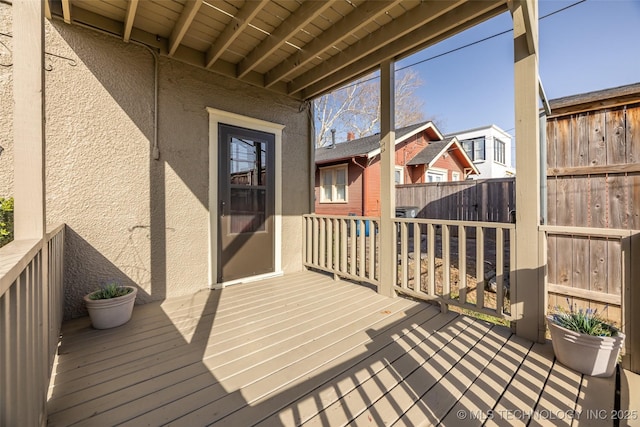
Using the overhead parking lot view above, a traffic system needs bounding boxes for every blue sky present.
[395,0,640,138]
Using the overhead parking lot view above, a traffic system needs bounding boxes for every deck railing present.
[303,214,515,320]
[303,215,380,286]
[0,224,65,427]
[394,218,515,320]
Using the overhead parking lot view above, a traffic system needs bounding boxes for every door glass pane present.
[229,136,267,233]
[230,188,266,233]
[230,137,265,186]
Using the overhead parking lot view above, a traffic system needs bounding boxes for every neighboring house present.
[450,124,514,179]
[315,122,478,216]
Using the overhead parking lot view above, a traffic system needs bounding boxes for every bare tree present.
[314,69,428,147]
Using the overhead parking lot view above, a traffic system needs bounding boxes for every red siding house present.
[315,122,478,216]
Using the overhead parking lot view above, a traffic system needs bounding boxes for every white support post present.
[13,0,46,240]
[511,0,545,343]
[378,60,396,298]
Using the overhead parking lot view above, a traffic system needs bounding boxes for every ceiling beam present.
[289,0,469,96]
[264,0,403,88]
[205,0,269,69]
[61,0,72,24]
[236,0,335,79]
[123,0,139,42]
[168,0,202,56]
[60,5,298,100]
[301,0,508,99]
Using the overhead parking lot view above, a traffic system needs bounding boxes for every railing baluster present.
[341,219,348,273]
[510,228,516,317]
[358,220,365,278]
[401,221,408,289]
[306,217,312,264]
[414,222,421,294]
[428,223,435,296]
[326,219,333,271]
[312,217,319,266]
[496,228,504,316]
[443,224,450,300]
[459,225,467,305]
[476,226,485,310]
[319,218,326,269]
[350,219,357,276]
[368,221,375,281]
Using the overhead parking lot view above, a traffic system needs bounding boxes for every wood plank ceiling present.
[47,0,509,100]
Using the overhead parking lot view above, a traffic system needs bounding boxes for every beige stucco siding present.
[0,5,310,318]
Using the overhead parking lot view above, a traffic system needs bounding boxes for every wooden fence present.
[396,178,515,223]
[546,103,640,332]
[394,129,639,332]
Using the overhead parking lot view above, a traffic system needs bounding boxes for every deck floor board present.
[47,271,616,426]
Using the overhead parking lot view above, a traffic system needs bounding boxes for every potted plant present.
[84,283,137,329]
[547,299,625,377]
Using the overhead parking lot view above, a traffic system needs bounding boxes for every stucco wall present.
[1,6,311,319]
[0,5,13,198]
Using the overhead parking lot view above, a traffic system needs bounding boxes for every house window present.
[461,137,485,161]
[320,165,348,203]
[426,170,446,182]
[494,138,506,165]
[452,171,460,181]
[395,166,404,184]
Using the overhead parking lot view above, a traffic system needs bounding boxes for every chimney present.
[330,129,336,148]
[347,131,355,141]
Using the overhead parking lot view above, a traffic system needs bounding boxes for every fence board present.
[607,108,627,165]
[556,177,573,225]
[572,236,589,293]
[628,105,640,163]
[575,113,589,167]
[556,235,573,288]
[590,175,607,227]
[608,174,628,229]
[589,237,607,294]
[632,173,640,229]
[547,118,557,169]
[557,116,572,168]
[589,110,607,166]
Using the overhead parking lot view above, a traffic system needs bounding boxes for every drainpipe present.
[539,112,547,225]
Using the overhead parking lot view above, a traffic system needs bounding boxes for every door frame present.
[207,108,284,289]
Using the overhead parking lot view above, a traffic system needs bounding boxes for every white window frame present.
[426,168,447,183]
[395,166,404,185]
[494,138,506,165]
[452,171,461,181]
[319,164,348,203]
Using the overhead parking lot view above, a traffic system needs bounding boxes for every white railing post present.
[511,0,545,343]
[378,60,396,298]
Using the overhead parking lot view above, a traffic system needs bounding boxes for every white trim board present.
[207,108,285,288]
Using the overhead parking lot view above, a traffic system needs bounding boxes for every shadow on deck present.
[47,271,621,426]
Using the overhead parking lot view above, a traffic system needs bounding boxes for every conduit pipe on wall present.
[54,17,161,161]
[131,41,160,160]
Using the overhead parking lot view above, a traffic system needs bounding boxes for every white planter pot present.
[547,316,625,377]
[84,287,138,329]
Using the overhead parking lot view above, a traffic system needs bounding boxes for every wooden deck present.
[47,271,620,426]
